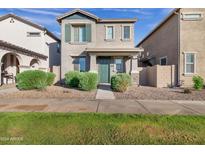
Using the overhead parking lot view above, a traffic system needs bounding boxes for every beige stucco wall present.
[60,16,135,77]
[139,13,179,67]
[179,8,205,86]
[0,17,60,69]
[139,65,175,88]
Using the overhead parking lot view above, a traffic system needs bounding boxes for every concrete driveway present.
[0,99,205,115]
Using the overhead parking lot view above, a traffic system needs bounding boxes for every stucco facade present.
[137,8,205,87]
[0,14,60,84]
[58,9,143,84]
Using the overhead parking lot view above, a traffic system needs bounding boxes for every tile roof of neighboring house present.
[0,13,60,42]
[57,9,137,23]
[136,8,180,47]
[0,40,48,60]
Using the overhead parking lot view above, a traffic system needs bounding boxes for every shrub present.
[111,73,131,92]
[79,72,98,91]
[46,72,56,86]
[16,70,48,90]
[192,75,204,90]
[65,71,81,88]
[184,88,192,94]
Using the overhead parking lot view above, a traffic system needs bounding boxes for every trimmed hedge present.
[79,72,98,91]
[192,75,204,90]
[64,71,98,91]
[111,73,131,92]
[46,72,56,86]
[65,71,81,88]
[16,70,55,90]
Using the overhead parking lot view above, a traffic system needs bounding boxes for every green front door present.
[98,58,110,83]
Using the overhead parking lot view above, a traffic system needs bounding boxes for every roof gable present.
[57,9,100,23]
[0,13,60,42]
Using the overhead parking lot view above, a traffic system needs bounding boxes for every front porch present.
[0,40,48,85]
[86,47,143,84]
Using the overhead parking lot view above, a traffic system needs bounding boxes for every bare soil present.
[0,85,96,100]
[114,85,205,100]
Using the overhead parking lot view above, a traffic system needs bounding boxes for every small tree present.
[192,75,204,90]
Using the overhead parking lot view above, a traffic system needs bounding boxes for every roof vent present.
[10,18,15,23]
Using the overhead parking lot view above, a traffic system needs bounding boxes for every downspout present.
[174,10,180,86]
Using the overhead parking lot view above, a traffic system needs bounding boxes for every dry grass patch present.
[0,85,96,100]
[13,105,48,111]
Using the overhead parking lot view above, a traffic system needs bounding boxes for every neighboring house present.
[137,8,205,86]
[57,9,143,84]
[0,14,60,84]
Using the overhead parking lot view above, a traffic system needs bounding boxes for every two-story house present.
[137,8,205,87]
[0,14,60,84]
[57,9,143,84]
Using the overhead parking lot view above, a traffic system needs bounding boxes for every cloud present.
[22,15,58,27]
[16,8,61,16]
[100,8,152,15]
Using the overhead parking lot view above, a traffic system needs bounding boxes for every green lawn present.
[0,112,205,144]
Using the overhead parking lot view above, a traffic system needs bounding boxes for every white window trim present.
[105,25,115,41]
[181,12,203,21]
[159,56,168,65]
[121,25,131,41]
[183,52,197,75]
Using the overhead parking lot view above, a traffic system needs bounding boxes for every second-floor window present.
[123,26,131,40]
[106,26,114,40]
[73,25,86,43]
[64,23,91,43]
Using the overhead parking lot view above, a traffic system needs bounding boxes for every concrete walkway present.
[96,84,115,100]
[0,99,205,115]
[0,87,18,94]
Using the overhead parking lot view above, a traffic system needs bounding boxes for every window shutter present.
[65,24,71,42]
[85,24,91,42]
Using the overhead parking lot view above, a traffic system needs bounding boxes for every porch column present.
[89,54,97,73]
[131,54,139,85]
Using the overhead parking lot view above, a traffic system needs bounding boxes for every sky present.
[0,8,173,45]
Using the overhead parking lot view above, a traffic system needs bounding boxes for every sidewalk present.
[96,84,115,99]
[0,99,205,115]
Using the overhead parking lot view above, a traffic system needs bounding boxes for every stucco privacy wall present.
[139,65,175,88]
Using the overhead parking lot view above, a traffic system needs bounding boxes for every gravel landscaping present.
[0,85,96,100]
[114,85,205,100]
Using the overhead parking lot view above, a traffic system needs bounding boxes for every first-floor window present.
[184,53,196,74]
[73,57,86,72]
[115,58,123,73]
[160,57,167,65]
